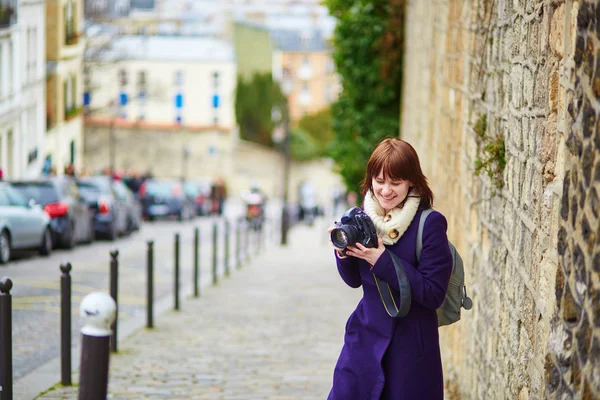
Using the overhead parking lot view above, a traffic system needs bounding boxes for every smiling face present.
[372,170,412,213]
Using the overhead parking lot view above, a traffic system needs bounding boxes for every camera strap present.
[373,250,412,318]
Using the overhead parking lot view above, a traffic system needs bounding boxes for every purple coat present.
[328,209,453,400]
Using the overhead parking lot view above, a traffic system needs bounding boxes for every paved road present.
[1,200,282,383]
[33,221,361,400]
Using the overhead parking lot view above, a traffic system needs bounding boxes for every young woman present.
[327,138,453,400]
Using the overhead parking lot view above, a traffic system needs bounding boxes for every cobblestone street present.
[34,222,361,399]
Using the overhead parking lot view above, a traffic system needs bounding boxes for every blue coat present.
[328,209,453,400]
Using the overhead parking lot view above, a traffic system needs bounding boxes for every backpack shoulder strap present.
[416,208,434,261]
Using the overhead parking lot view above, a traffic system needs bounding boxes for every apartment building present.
[0,0,46,179]
[271,28,339,121]
[85,35,236,129]
[44,0,85,176]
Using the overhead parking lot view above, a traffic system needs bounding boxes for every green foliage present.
[290,127,322,161]
[291,108,334,160]
[235,73,285,147]
[473,114,506,191]
[474,113,487,139]
[324,0,405,194]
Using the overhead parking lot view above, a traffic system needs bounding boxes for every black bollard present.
[0,277,13,400]
[255,224,260,256]
[174,233,180,310]
[235,220,241,269]
[212,222,218,285]
[60,262,72,386]
[194,227,200,297]
[224,220,230,277]
[78,292,116,400]
[109,250,119,353]
[245,221,251,263]
[147,241,154,329]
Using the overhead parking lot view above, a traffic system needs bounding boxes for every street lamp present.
[108,100,117,179]
[272,102,291,245]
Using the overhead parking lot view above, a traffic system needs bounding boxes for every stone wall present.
[401,0,598,398]
[82,121,343,206]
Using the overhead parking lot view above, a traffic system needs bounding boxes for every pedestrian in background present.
[327,138,453,399]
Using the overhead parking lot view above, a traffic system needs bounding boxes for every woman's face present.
[372,170,412,213]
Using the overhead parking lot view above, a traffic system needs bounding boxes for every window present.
[70,140,75,164]
[6,185,27,207]
[299,31,313,48]
[63,79,68,115]
[64,2,76,45]
[119,69,128,86]
[138,71,147,87]
[174,70,184,86]
[325,83,333,103]
[0,0,17,28]
[0,188,11,206]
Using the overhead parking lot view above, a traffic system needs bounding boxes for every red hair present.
[360,138,434,209]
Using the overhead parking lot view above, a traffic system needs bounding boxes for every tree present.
[290,107,334,160]
[235,73,285,147]
[324,0,406,198]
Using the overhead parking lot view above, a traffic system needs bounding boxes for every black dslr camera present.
[330,207,378,255]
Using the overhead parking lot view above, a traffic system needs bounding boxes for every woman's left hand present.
[345,236,386,266]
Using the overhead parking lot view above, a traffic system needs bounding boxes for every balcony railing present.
[0,3,16,28]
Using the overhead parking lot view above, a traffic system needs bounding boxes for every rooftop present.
[269,28,330,52]
[105,35,236,62]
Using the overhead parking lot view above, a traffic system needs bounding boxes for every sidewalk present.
[34,222,361,400]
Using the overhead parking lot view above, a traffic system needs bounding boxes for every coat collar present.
[363,191,420,245]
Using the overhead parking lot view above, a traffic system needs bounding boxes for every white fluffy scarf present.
[363,191,420,245]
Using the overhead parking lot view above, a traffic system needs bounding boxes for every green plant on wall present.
[324,0,406,197]
[473,113,506,191]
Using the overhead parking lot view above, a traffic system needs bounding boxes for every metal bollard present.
[174,233,180,310]
[147,241,154,329]
[212,222,218,285]
[0,277,13,400]
[194,227,200,297]
[245,221,251,263]
[78,292,116,400]
[224,220,230,277]
[255,224,260,256]
[60,262,72,386]
[109,250,119,353]
[235,220,241,269]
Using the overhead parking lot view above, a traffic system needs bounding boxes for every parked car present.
[0,182,52,263]
[139,179,195,221]
[183,180,212,216]
[10,178,95,248]
[75,176,129,240]
[112,179,142,233]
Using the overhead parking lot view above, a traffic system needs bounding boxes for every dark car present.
[139,179,195,221]
[76,176,129,240]
[112,179,142,233]
[183,180,212,216]
[10,178,94,248]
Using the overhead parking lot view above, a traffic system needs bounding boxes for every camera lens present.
[331,225,358,249]
[331,229,349,248]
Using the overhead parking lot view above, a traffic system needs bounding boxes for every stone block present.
[549,4,565,58]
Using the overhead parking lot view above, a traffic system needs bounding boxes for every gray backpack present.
[417,209,473,327]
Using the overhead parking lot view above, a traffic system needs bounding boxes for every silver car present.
[0,182,52,264]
